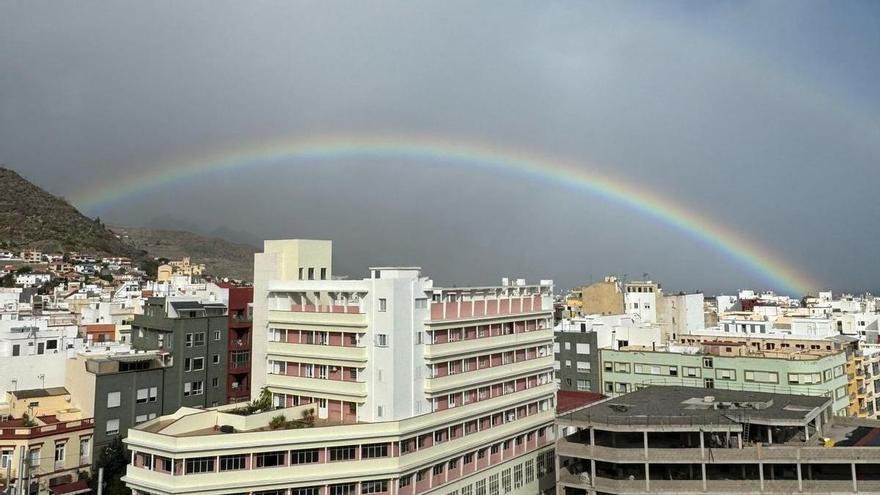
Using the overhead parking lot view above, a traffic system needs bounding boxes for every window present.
[415,298,428,309]
[744,370,778,383]
[107,392,121,408]
[191,381,204,395]
[12,344,19,356]
[361,443,388,459]
[1,449,12,469]
[79,438,89,459]
[291,449,319,464]
[703,357,714,368]
[330,485,355,495]
[475,479,486,495]
[433,464,444,475]
[213,354,220,365]
[716,369,736,381]
[604,361,613,371]
[378,298,387,312]
[320,268,327,280]
[577,379,591,391]
[308,268,315,280]
[213,330,221,341]
[185,334,193,347]
[212,377,219,388]
[704,378,715,389]
[514,463,523,488]
[361,481,388,494]
[54,443,65,463]
[293,489,321,495]
[193,332,205,346]
[185,457,215,474]
[329,446,356,462]
[219,454,247,471]
[376,334,388,347]
[29,449,39,468]
[525,459,535,482]
[254,451,286,468]
[489,473,500,495]
[193,357,204,370]
[106,419,120,435]
[684,366,700,377]
[298,268,304,280]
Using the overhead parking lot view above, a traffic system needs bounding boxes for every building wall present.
[599,348,850,414]
[92,368,166,459]
[579,278,623,316]
[554,330,600,393]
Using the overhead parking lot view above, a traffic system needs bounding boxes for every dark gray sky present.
[2,1,879,294]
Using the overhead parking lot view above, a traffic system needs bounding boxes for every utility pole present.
[14,446,25,495]
[5,457,10,492]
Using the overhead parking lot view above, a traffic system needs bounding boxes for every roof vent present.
[703,396,715,403]
[219,425,235,433]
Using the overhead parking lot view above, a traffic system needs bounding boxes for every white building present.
[623,281,660,324]
[123,239,558,495]
[661,292,704,338]
[14,272,52,287]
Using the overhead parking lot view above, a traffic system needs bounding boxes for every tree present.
[88,436,131,495]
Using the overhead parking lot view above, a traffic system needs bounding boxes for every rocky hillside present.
[113,226,258,281]
[0,167,142,257]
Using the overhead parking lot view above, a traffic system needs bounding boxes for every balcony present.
[229,360,250,372]
[268,309,367,328]
[424,356,553,394]
[424,329,553,360]
[229,338,251,350]
[557,438,880,464]
[267,341,368,365]
[266,374,367,401]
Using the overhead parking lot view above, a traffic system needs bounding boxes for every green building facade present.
[599,348,850,415]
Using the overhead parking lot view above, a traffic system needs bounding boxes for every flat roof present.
[11,387,69,399]
[560,386,828,427]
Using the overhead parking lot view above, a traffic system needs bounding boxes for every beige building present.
[0,388,93,494]
[579,276,623,316]
[158,257,206,281]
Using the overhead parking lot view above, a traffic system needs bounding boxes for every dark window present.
[361,443,388,459]
[329,446,356,462]
[219,454,247,471]
[254,451,285,468]
[291,449,319,464]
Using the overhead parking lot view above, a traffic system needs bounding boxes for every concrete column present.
[804,425,809,441]
[852,463,858,493]
[701,463,707,492]
[645,463,650,492]
[759,462,764,492]
[643,431,649,460]
[699,431,705,460]
[767,427,773,445]
[796,463,802,492]
[589,428,596,489]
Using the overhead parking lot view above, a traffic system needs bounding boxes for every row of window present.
[429,319,548,344]
[433,345,549,377]
[432,372,553,411]
[604,360,844,385]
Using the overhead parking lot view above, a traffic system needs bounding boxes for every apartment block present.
[599,343,850,415]
[221,284,253,403]
[0,387,93,494]
[556,386,880,494]
[122,239,559,495]
[65,351,172,461]
[131,297,229,408]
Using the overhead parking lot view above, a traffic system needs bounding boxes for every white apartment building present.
[123,239,558,495]
[660,292,704,337]
[623,281,660,324]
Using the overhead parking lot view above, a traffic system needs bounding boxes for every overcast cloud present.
[2,1,879,294]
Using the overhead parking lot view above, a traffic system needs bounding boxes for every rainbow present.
[71,134,817,294]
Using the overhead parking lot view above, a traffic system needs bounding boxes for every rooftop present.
[10,387,69,400]
[560,386,829,427]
